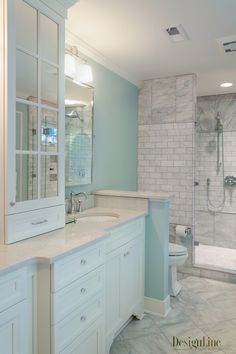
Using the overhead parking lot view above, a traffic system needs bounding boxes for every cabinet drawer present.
[0,268,27,313]
[58,318,104,354]
[5,205,65,244]
[52,242,105,292]
[52,295,104,353]
[105,217,145,254]
[52,266,105,324]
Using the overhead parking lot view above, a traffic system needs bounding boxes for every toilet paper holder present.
[175,225,192,238]
[185,227,192,237]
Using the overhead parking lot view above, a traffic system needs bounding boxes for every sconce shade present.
[75,64,93,84]
[65,53,76,78]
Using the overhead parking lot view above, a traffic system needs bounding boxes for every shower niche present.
[65,78,94,186]
[194,93,236,272]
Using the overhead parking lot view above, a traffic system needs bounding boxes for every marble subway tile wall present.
[137,74,196,273]
[138,74,195,226]
[195,94,236,249]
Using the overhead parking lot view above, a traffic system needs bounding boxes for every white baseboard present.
[144,295,171,317]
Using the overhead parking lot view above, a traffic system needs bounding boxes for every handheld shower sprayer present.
[206,112,225,212]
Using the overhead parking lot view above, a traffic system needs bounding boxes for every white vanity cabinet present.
[0,0,66,244]
[0,266,37,354]
[105,217,145,352]
[50,241,106,354]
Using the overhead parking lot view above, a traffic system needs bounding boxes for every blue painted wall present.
[66,58,139,195]
[145,200,169,301]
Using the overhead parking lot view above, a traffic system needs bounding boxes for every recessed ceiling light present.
[220,82,233,88]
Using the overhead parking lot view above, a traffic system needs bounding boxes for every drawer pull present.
[32,219,48,225]
[80,259,87,265]
[123,251,130,257]
[80,315,86,322]
[80,287,87,294]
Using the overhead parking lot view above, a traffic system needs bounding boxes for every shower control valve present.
[224,176,236,188]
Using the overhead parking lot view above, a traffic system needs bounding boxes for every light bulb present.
[220,82,233,88]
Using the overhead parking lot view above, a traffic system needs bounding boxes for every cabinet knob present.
[9,201,15,207]
[80,259,87,265]
[80,315,86,322]
[123,251,130,257]
[80,287,87,294]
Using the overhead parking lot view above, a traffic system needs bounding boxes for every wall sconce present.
[65,46,93,85]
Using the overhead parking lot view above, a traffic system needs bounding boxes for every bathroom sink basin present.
[77,212,120,222]
[66,212,120,224]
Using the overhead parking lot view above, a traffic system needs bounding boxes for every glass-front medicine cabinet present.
[65,78,94,186]
[3,0,65,243]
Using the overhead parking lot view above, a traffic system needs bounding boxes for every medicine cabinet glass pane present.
[16,0,37,53]
[41,62,58,107]
[16,50,38,101]
[41,155,58,198]
[16,154,38,202]
[16,103,38,151]
[40,14,58,64]
[41,109,58,153]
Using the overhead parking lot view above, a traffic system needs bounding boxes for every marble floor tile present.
[114,333,178,354]
[187,303,223,327]
[118,314,159,340]
[110,276,236,354]
[110,340,130,354]
[210,299,236,321]
[159,319,204,341]
[172,288,207,308]
[200,320,236,353]
[179,275,210,291]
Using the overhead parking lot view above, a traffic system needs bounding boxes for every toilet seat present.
[169,242,187,256]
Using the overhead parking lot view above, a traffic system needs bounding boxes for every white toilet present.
[168,243,188,296]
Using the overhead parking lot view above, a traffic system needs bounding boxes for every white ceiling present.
[67,0,236,96]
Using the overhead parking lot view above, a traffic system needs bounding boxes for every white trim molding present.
[66,30,141,87]
[144,296,171,317]
[40,0,79,18]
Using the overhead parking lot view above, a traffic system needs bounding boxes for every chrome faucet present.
[68,191,88,214]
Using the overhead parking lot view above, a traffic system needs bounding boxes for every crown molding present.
[66,30,141,87]
[40,0,79,18]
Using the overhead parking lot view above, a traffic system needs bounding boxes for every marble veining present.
[197,93,236,131]
[111,276,236,354]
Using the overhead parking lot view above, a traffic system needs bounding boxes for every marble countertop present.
[94,189,172,200]
[0,207,146,274]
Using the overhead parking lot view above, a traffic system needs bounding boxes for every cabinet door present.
[59,319,104,354]
[7,0,65,216]
[120,237,143,320]
[0,301,30,354]
[105,249,122,336]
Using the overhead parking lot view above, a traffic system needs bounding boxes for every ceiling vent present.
[163,24,189,42]
[217,36,236,54]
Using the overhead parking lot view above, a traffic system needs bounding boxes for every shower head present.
[65,110,84,122]
[215,112,223,132]
[66,110,80,119]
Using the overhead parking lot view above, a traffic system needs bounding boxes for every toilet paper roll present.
[176,225,190,238]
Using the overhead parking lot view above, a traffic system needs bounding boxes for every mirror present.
[65,78,94,186]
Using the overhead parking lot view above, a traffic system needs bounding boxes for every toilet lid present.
[169,242,187,256]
